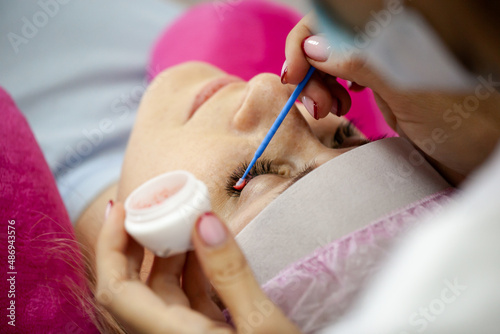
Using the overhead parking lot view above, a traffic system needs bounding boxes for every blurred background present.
[170,0,310,13]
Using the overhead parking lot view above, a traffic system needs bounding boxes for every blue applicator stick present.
[234,66,316,189]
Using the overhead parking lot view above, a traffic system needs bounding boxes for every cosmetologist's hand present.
[95,202,301,334]
[283,13,500,185]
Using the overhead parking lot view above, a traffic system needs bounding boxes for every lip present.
[189,75,243,119]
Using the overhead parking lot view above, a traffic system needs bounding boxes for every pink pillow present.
[0,88,99,333]
[149,0,395,139]
[149,0,302,81]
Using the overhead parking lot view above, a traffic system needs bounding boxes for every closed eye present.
[225,160,316,198]
[225,159,279,197]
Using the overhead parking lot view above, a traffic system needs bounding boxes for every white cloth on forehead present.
[236,137,451,285]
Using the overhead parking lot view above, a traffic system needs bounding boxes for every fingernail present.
[280,60,288,85]
[302,35,331,62]
[197,213,227,247]
[346,80,353,89]
[301,96,318,120]
[105,200,113,220]
[331,99,341,117]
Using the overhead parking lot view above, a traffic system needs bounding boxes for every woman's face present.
[118,62,367,233]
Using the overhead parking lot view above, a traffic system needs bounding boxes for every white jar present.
[124,171,211,257]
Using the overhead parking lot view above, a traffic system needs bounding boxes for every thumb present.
[302,35,387,92]
[192,213,300,334]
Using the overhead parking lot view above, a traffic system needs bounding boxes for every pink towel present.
[0,87,99,333]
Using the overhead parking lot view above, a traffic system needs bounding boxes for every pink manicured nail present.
[302,96,318,120]
[302,35,331,62]
[197,213,227,247]
[280,60,288,84]
[105,200,113,220]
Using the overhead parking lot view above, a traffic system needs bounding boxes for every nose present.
[232,73,299,133]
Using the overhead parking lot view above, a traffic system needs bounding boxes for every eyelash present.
[225,160,316,198]
[225,159,278,197]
